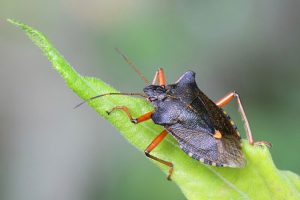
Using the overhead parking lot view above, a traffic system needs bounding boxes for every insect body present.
[143,71,246,169]
[79,67,271,180]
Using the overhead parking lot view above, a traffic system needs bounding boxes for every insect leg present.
[107,106,153,124]
[152,70,159,85]
[152,68,167,86]
[216,92,271,147]
[144,130,174,180]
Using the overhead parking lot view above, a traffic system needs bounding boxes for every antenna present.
[115,48,149,85]
[74,92,147,109]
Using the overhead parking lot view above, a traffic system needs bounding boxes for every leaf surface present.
[9,19,300,200]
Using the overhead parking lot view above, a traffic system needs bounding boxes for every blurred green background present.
[1,1,300,200]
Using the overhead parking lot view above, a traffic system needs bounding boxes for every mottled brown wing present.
[167,125,246,167]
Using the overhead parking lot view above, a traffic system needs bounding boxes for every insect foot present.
[106,110,112,115]
[254,141,272,148]
[105,108,137,124]
[166,164,174,181]
[144,150,174,181]
[130,118,138,124]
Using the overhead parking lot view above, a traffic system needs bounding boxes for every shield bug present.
[76,51,271,180]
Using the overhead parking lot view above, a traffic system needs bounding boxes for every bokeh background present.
[1,1,300,200]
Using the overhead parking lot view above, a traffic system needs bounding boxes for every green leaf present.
[9,19,300,200]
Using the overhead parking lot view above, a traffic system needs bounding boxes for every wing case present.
[147,71,246,167]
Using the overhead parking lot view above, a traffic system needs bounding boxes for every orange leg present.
[152,68,167,86]
[107,107,173,179]
[144,130,173,180]
[107,106,153,124]
[216,91,271,147]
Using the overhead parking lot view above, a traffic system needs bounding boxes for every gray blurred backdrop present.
[1,1,300,200]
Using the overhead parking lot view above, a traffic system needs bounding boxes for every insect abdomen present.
[179,145,224,167]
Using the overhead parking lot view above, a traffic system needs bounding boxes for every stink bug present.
[76,51,271,180]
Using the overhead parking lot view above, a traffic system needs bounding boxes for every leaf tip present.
[8,19,35,34]
[7,18,31,33]
[7,18,22,27]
